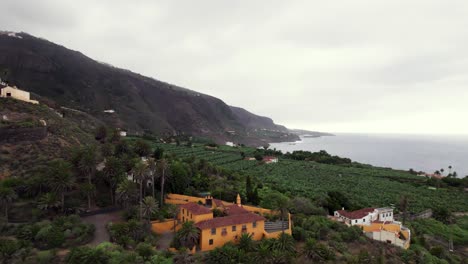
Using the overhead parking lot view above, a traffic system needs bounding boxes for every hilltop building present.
[334,207,411,249]
[263,156,278,164]
[152,193,292,252]
[0,86,39,104]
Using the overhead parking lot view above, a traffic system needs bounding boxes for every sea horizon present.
[271,132,468,177]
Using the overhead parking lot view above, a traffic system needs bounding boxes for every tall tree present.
[133,162,149,220]
[176,221,200,249]
[158,159,169,206]
[0,187,17,222]
[166,204,179,234]
[147,158,157,198]
[116,180,138,209]
[37,192,61,214]
[103,157,125,205]
[134,139,151,157]
[47,160,75,212]
[141,196,159,222]
[80,183,96,210]
[261,191,290,233]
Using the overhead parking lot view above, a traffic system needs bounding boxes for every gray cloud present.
[1,0,468,134]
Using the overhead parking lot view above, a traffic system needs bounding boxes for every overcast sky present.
[2,0,468,134]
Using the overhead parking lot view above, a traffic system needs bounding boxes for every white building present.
[225,141,235,147]
[334,207,394,226]
[119,131,127,137]
[0,86,39,104]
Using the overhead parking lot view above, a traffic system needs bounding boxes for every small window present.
[242,225,247,231]
[355,220,358,223]
[253,221,257,228]
[232,226,236,232]
[182,209,185,214]
[209,239,214,245]
[211,228,216,235]
[6,93,11,97]
[190,213,192,218]
[363,219,365,222]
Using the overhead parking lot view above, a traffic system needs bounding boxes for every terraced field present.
[126,139,468,213]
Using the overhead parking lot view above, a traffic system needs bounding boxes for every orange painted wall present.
[151,219,179,234]
[179,207,213,224]
[199,220,265,251]
[361,223,401,233]
[166,193,206,204]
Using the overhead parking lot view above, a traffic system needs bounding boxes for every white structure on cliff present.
[0,86,39,104]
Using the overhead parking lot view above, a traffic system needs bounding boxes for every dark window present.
[6,93,11,97]
[190,213,192,218]
[363,219,365,222]
[232,226,237,232]
[209,239,214,245]
[222,228,227,236]
[355,220,358,223]
[182,209,185,214]
[211,228,216,235]
[253,221,257,228]
[242,225,247,232]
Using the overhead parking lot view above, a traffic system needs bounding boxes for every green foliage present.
[135,242,155,260]
[173,221,200,249]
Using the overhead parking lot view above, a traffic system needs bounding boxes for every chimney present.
[236,193,241,207]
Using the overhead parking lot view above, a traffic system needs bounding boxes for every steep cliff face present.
[0,32,297,145]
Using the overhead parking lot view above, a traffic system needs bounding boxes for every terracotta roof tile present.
[337,208,375,219]
[180,202,212,215]
[195,213,265,229]
[224,205,250,216]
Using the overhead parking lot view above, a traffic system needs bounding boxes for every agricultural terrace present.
[124,137,468,213]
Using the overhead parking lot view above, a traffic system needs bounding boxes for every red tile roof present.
[213,199,225,207]
[195,213,265,229]
[180,202,212,215]
[224,205,250,216]
[337,208,375,219]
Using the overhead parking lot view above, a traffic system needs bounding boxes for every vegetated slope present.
[140,141,468,213]
[0,31,298,145]
[0,98,99,178]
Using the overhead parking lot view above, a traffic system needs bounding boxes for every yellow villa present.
[152,193,292,252]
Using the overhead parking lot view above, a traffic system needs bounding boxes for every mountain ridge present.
[0,31,301,146]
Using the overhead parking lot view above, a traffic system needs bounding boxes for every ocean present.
[270,133,468,177]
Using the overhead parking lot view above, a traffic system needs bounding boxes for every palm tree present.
[440,168,445,176]
[0,187,17,222]
[141,196,159,222]
[158,159,169,206]
[273,233,296,252]
[166,204,179,234]
[238,233,255,252]
[133,161,149,220]
[448,165,453,176]
[77,147,97,207]
[147,158,157,198]
[176,221,200,249]
[80,183,95,210]
[103,157,125,205]
[47,160,75,212]
[116,180,137,209]
[37,192,61,213]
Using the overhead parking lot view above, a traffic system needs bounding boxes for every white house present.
[263,156,279,164]
[119,131,127,137]
[225,141,235,147]
[333,207,410,249]
[0,86,39,104]
[103,109,115,113]
[334,207,394,226]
